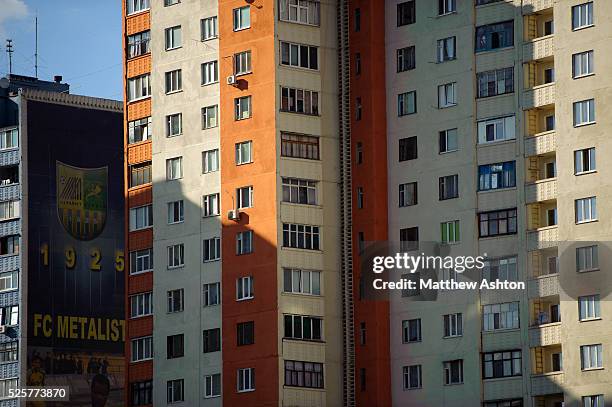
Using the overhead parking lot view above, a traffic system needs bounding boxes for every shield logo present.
[56,161,108,241]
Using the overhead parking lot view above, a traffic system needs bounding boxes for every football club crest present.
[56,162,108,241]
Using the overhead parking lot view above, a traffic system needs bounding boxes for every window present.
[0,270,17,292]
[166,157,183,180]
[280,86,319,115]
[573,50,594,78]
[397,1,415,26]
[579,295,600,321]
[129,162,151,188]
[235,96,252,120]
[202,149,219,173]
[130,292,153,318]
[237,321,255,346]
[354,7,361,31]
[355,97,362,121]
[279,0,321,25]
[359,322,366,345]
[235,141,253,165]
[355,53,361,74]
[201,61,219,85]
[127,74,151,101]
[203,328,221,353]
[400,227,419,252]
[128,117,151,144]
[236,231,253,255]
[167,289,184,313]
[167,379,184,403]
[130,248,153,275]
[438,82,457,108]
[0,200,18,221]
[439,128,458,153]
[402,319,421,343]
[237,276,254,300]
[439,0,456,15]
[282,178,317,205]
[164,113,182,138]
[483,257,517,282]
[399,137,417,161]
[575,197,597,223]
[129,205,152,231]
[583,395,604,407]
[483,351,521,379]
[281,133,319,160]
[284,315,322,341]
[552,351,562,371]
[0,378,18,399]
[233,6,250,30]
[477,67,514,98]
[479,209,517,237]
[475,21,514,52]
[165,26,182,50]
[478,161,516,191]
[238,368,255,392]
[0,342,17,363]
[202,105,219,129]
[236,186,253,209]
[167,334,184,359]
[477,115,515,144]
[131,380,152,406]
[204,374,221,398]
[397,46,415,72]
[0,305,16,326]
[203,237,221,262]
[444,313,462,337]
[437,37,456,62]
[399,182,417,207]
[575,147,596,174]
[574,99,595,126]
[280,41,318,70]
[581,344,602,370]
[545,115,555,131]
[127,0,149,15]
[403,365,422,389]
[203,282,220,306]
[165,69,182,93]
[234,51,251,75]
[282,223,320,250]
[443,360,463,385]
[131,336,153,362]
[576,245,598,272]
[398,91,416,116]
[572,2,593,30]
[439,174,458,200]
[285,361,324,388]
[441,220,460,244]
[283,269,321,295]
[544,20,554,35]
[360,368,366,391]
[167,200,184,224]
[201,16,218,40]
[0,129,17,152]
[483,302,519,331]
[167,244,184,269]
[127,30,150,58]
[202,193,220,217]
[544,68,554,84]
[164,0,179,6]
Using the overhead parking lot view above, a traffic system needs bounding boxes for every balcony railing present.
[529,322,561,348]
[523,83,555,109]
[525,178,557,204]
[527,226,558,251]
[525,130,556,157]
[531,371,564,396]
[528,273,559,299]
[523,35,554,61]
[522,0,554,14]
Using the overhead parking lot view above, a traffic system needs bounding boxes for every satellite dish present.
[0,78,8,89]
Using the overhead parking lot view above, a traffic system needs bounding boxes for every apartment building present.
[123,0,345,405]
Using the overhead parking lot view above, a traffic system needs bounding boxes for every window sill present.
[438,104,457,110]
[202,214,220,218]
[235,116,252,122]
[580,317,602,323]
[581,367,604,372]
[130,226,153,233]
[233,26,251,32]
[203,259,220,263]
[439,149,458,155]
[236,297,254,302]
[165,90,183,96]
[577,267,600,274]
[235,71,252,78]
[236,161,253,166]
[574,121,596,128]
[127,53,151,62]
[129,314,153,320]
[128,139,152,147]
[403,386,422,391]
[201,36,218,42]
[130,358,153,364]
[165,46,183,52]
[573,73,595,80]
[572,24,594,32]
[436,11,457,18]
[168,220,184,225]
[129,269,153,276]
[167,133,182,138]
[201,81,219,87]
[126,9,150,18]
[128,183,152,192]
[167,265,185,270]
[204,395,221,399]
[576,219,598,225]
[443,382,464,387]
[237,389,255,394]
[442,335,462,339]
[575,170,596,176]
[127,96,151,104]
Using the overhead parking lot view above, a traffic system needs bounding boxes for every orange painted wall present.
[350,1,391,406]
[219,1,279,406]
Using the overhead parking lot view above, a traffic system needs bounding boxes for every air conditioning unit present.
[228,209,240,221]
[227,75,237,86]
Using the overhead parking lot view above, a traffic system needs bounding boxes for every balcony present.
[525,130,556,157]
[523,35,554,62]
[523,83,555,110]
[522,0,554,14]
[527,225,558,251]
[525,178,557,204]
[528,273,559,299]
[529,322,561,347]
[531,372,564,396]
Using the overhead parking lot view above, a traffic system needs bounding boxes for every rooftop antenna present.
[6,39,13,75]
[34,14,38,78]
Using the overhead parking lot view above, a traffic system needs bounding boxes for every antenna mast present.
[5,39,13,75]
[35,15,38,78]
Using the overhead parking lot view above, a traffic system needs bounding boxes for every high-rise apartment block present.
[123,0,612,406]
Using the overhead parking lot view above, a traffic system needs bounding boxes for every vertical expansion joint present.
[337,0,355,405]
